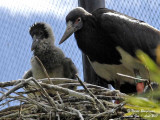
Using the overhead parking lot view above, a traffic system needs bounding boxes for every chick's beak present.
[59,21,75,44]
[31,35,39,51]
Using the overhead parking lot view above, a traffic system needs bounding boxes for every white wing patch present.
[87,47,149,84]
[104,12,155,29]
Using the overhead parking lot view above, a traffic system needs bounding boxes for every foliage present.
[124,50,160,120]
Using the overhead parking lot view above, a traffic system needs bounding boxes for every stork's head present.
[59,7,91,44]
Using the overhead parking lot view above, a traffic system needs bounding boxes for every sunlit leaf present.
[125,96,159,108]
[136,50,160,84]
[124,112,134,117]
[136,50,159,72]
[122,50,160,120]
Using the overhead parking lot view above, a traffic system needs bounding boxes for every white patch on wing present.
[105,12,139,23]
[87,47,150,84]
[89,60,135,84]
[104,12,156,29]
[116,46,149,78]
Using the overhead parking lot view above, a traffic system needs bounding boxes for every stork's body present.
[60,7,160,93]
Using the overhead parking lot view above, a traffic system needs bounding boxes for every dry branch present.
[0,77,130,119]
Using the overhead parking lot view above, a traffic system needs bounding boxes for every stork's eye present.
[75,17,81,24]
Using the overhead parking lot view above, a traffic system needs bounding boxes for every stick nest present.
[0,77,128,120]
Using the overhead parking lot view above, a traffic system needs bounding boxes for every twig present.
[90,101,126,120]
[67,107,84,120]
[58,83,80,87]
[56,91,64,105]
[0,78,77,87]
[0,78,115,90]
[0,105,36,119]
[96,95,124,101]
[0,104,31,113]
[18,101,22,119]
[0,78,32,101]
[57,103,84,120]
[117,72,154,91]
[117,73,148,82]
[40,82,94,102]
[76,74,106,112]
[30,78,57,108]
[34,56,62,116]
[0,80,21,87]
[35,56,52,84]
[15,91,52,112]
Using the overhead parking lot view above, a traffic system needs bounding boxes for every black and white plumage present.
[23,22,77,80]
[59,7,160,94]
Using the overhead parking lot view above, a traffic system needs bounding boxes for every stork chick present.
[23,22,77,96]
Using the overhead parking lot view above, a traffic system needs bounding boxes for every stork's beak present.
[59,21,75,44]
[31,35,39,51]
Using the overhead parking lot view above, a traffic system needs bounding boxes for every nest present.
[0,75,131,120]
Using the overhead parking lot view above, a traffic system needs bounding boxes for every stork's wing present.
[93,8,160,60]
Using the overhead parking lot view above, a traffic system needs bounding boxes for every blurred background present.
[0,0,160,82]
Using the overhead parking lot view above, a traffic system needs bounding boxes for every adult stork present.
[59,7,160,94]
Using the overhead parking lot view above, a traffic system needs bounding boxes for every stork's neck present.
[74,15,121,64]
[75,15,98,53]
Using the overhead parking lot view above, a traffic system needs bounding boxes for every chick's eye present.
[77,18,81,22]
[39,31,43,34]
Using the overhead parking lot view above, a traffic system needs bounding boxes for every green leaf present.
[125,96,159,108]
[136,50,160,84]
